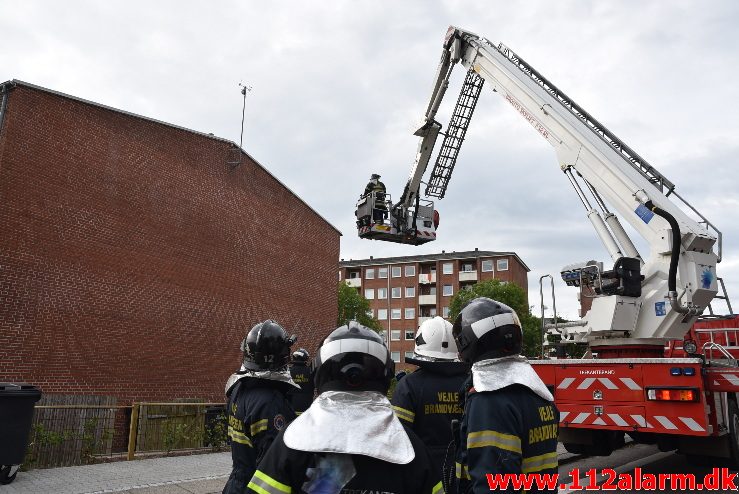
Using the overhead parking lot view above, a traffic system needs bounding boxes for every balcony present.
[419,273,437,284]
[459,271,478,282]
[417,316,432,325]
[418,295,436,305]
[345,278,362,288]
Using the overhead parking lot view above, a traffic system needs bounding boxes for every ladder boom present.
[426,70,485,199]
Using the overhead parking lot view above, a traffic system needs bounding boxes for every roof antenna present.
[238,83,252,149]
[229,82,252,168]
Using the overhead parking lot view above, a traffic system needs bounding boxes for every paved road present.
[5,446,574,494]
[4,444,735,493]
[2,453,232,494]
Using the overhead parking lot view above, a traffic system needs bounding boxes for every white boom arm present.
[414,27,720,343]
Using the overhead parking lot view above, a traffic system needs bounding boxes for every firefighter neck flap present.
[472,355,554,402]
[283,390,415,464]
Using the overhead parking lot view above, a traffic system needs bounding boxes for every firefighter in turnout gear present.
[222,320,299,494]
[287,348,314,414]
[451,298,558,494]
[363,173,388,223]
[247,321,444,494]
[391,317,469,479]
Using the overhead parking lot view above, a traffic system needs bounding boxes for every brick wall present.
[0,83,340,403]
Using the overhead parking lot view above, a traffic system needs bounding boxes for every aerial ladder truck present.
[356,26,739,463]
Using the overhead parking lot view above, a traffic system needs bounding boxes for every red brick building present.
[0,80,340,403]
[339,249,529,368]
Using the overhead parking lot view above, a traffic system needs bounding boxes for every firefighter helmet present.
[241,320,297,371]
[313,321,394,394]
[414,316,458,361]
[452,297,522,363]
[292,348,310,363]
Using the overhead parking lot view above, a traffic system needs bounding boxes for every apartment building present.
[338,249,529,368]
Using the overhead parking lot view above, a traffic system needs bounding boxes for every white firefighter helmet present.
[414,316,459,361]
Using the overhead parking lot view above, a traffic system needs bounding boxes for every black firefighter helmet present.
[241,320,297,371]
[452,297,523,363]
[313,321,394,394]
[292,348,310,364]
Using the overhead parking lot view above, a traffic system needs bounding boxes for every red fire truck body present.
[533,316,739,459]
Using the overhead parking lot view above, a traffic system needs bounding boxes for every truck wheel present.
[728,400,739,469]
[0,466,17,485]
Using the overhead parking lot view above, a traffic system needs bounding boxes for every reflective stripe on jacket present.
[222,380,296,494]
[455,383,558,494]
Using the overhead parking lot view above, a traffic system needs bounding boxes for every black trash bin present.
[0,383,42,484]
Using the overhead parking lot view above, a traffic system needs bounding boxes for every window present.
[443,284,453,296]
[443,306,450,318]
[391,351,401,363]
[338,270,342,281]
[497,259,509,271]
[391,330,401,341]
[391,287,402,298]
[404,351,415,361]
[481,260,493,272]
[364,288,375,300]
[462,262,474,272]
[405,286,415,298]
[391,266,402,278]
[405,265,416,277]
[405,330,415,340]
[405,308,415,319]
[366,268,375,279]
[429,286,437,295]
[378,330,387,343]
[349,271,359,279]
[378,288,387,299]
[379,267,388,278]
[378,309,388,320]
[429,307,437,317]
[443,262,453,275]
[391,308,402,320]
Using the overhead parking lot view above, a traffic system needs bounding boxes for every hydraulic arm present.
[358,26,723,346]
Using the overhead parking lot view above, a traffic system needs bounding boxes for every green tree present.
[448,279,543,358]
[337,282,382,331]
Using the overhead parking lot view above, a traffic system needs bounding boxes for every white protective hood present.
[472,355,554,402]
[283,390,415,464]
[225,367,300,396]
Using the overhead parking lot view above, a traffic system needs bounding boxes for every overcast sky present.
[2,0,737,320]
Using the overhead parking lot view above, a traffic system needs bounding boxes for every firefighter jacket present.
[247,426,444,494]
[455,382,558,494]
[363,180,387,196]
[363,180,387,210]
[223,378,296,494]
[391,360,469,475]
[287,362,314,414]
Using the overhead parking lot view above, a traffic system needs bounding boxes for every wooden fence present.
[135,402,225,453]
[24,396,227,470]
[25,395,124,469]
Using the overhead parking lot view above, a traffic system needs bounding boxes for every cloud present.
[1,0,737,321]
